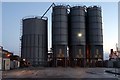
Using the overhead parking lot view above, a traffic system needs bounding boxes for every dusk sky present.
[118,2,120,50]
[2,2,118,60]
[0,2,1,46]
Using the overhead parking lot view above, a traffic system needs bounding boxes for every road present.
[2,67,120,80]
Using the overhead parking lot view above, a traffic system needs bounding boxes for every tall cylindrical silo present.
[52,5,68,67]
[21,16,48,66]
[69,6,86,67]
[86,6,103,66]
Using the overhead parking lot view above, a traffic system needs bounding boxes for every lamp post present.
[0,46,3,71]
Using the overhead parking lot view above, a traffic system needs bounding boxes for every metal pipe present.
[41,3,55,19]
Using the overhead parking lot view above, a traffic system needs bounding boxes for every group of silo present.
[21,4,103,67]
[52,5,103,67]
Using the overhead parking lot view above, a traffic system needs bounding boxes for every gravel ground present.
[2,67,120,79]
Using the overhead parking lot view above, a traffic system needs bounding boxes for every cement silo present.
[86,6,103,66]
[21,16,48,66]
[52,5,68,67]
[69,6,86,67]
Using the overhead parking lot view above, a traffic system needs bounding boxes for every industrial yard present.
[1,2,120,80]
[0,2,120,71]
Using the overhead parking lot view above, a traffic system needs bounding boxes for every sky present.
[118,1,120,50]
[1,2,118,60]
[0,2,2,47]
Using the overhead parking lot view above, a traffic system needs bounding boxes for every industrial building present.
[21,4,103,67]
[0,46,20,70]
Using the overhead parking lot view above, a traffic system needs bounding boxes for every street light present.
[6,54,11,57]
[78,33,82,37]
[23,59,26,61]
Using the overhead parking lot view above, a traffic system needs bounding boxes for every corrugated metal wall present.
[21,17,48,66]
